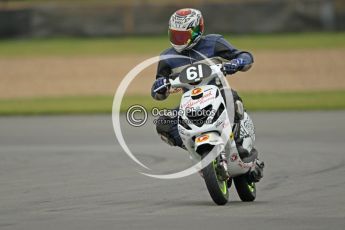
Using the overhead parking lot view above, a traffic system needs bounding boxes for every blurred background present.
[0,0,344,114]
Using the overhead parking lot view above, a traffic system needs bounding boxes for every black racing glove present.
[151,77,170,99]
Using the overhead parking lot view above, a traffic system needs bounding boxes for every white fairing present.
[178,85,231,160]
[173,64,256,177]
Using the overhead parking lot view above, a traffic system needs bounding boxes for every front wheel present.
[202,159,229,205]
[233,174,256,202]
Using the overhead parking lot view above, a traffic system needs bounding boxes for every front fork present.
[194,132,255,178]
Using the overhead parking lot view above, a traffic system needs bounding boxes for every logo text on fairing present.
[182,91,215,108]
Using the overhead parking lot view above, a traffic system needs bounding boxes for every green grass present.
[1,33,345,57]
[242,91,345,111]
[0,96,113,116]
[1,91,344,116]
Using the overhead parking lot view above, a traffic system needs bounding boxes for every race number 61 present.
[186,65,204,81]
[180,63,212,83]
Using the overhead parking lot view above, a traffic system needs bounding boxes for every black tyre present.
[227,178,232,188]
[202,160,229,205]
[233,174,256,202]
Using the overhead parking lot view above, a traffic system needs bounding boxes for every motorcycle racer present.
[151,8,264,182]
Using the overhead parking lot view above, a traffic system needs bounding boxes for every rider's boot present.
[249,160,265,183]
[233,100,265,182]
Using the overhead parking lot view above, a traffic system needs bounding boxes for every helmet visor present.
[169,29,192,46]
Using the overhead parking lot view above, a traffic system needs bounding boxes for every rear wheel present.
[233,174,256,202]
[202,158,229,205]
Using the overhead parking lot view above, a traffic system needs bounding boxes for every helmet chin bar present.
[171,43,188,53]
[171,36,201,53]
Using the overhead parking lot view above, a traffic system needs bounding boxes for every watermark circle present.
[112,54,235,179]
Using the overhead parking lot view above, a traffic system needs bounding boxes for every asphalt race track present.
[1,112,345,230]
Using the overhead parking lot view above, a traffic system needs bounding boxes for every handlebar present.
[153,63,227,93]
[153,83,171,93]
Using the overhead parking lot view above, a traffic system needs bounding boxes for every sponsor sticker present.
[191,88,203,96]
[196,134,209,143]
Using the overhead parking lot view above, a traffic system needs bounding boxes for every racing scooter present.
[156,62,260,205]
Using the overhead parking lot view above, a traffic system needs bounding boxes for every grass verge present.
[0,91,344,116]
[1,33,345,57]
